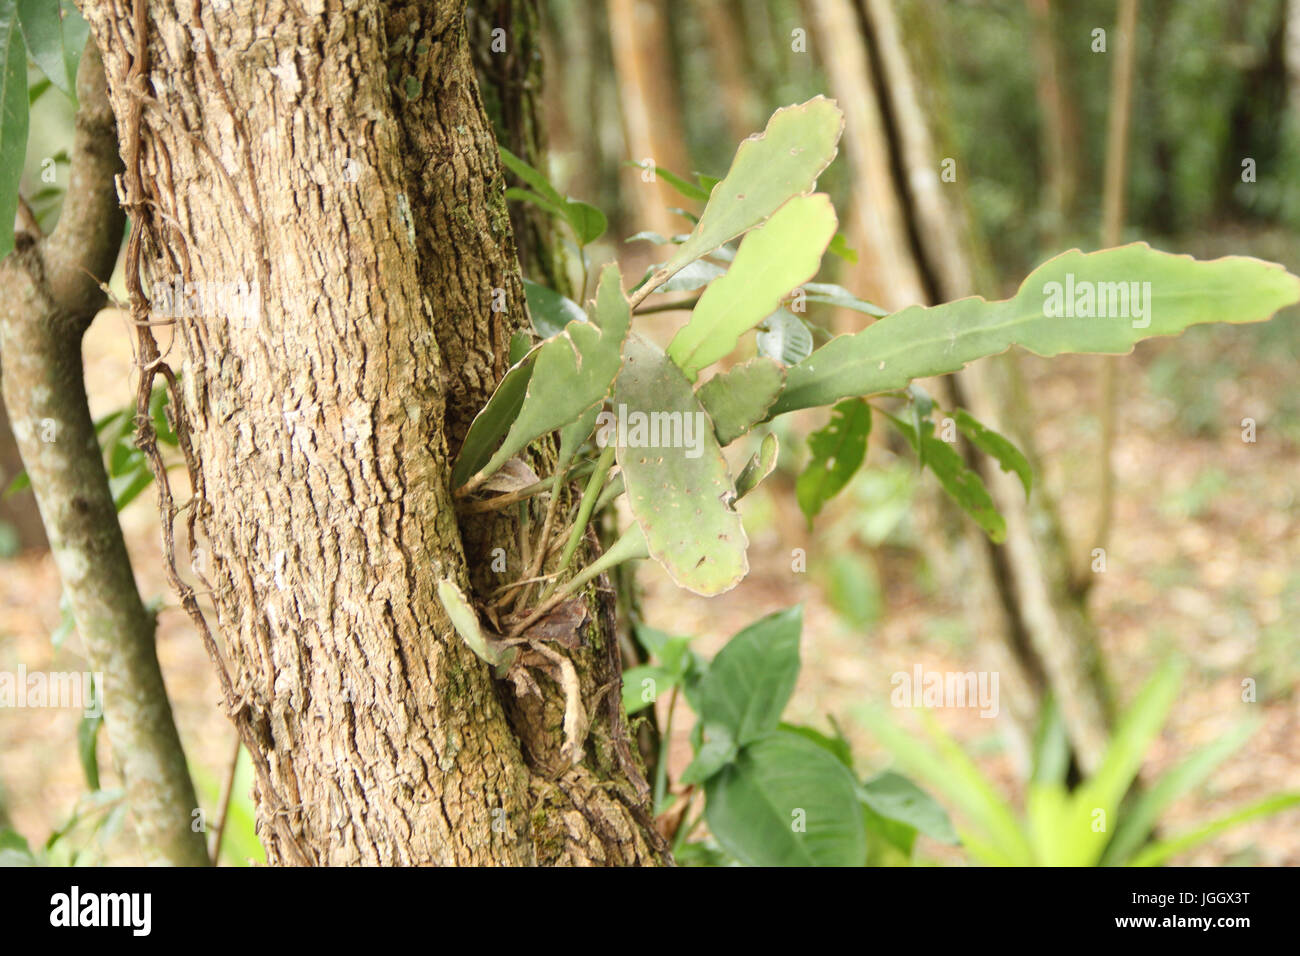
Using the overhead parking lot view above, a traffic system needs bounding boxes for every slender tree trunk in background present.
[1089,0,1140,595]
[0,395,48,551]
[812,0,1116,772]
[1026,0,1078,246]
[607,0,690,237]
[84,0,664,866]
[0,40,208,866]
[468,0,574,298]
[700,0,760,143]
[806,0,926,314]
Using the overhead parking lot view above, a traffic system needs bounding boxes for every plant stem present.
[653,685,679,813]
[548,443,616,592]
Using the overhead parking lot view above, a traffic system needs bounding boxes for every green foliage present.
[654,96,843,284]
[666,192,837,379]
[796,398,871,523]
[499,145,606,245]
[696,357,784,446]
[17,0,85,97]
[453,263,631,488]
[860,662,1300,866]
[612,334,746,596]
[775,245,1300,416]
[642,606,954,867]
[0,0,29,260]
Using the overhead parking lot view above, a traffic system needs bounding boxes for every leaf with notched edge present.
[612,335,747,596]
[453,264,631,489]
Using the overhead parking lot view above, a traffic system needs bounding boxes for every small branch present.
[208,735,242,865]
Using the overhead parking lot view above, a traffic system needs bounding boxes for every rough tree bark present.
[82,0,665,866]
[0,39,208,866]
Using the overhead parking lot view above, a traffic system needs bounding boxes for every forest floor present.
[1,240,1298,864]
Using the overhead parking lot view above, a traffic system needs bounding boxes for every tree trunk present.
[0,38,208,866]
[606,0,690,237]
[83,0,664,866]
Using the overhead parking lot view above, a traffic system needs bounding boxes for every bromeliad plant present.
[859,661,1300,866]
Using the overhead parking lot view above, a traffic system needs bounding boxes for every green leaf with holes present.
[954,408,1032,499]
[611,334,746,595]
[796,398,871,523]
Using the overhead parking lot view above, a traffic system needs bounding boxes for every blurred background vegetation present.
[1,0,1297,865]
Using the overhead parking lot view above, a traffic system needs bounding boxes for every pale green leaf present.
[668,193,838,378]
[696,357,785,445]
[656,96,844,284]
[612,334,747,595]
[775,244,1300,415]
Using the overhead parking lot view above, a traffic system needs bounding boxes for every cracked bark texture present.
[82,0,664,865]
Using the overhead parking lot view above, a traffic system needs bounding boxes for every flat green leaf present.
[504,186,566,220]
[499,145,563,204]
[17,0,68,94]
[522,278,585,339]
[680,722,739,785]
[1128,793,1300,867]
[77,713,101,790]
[705,730,867,866]
[859,771,958,845]
[796,398,871,523]
[696,357,785,445]
[780,720,854,769]
[435,577,516,672]
[611,334,747,595]
[563,198,606,245]
[655,96,844,285]
[648,164,710,202]
[694,606,801,745]
[826,233,858,263]
[887,413,1005,542]
[454,264,631,488]
[735,432,779,499]
[954,409,1031,498]
[774,244,1300,415]
[756,308,814,366]
[59,1,85,93]
[0,0,29,260]
[668,193,838,379]
[801,281,886,316]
